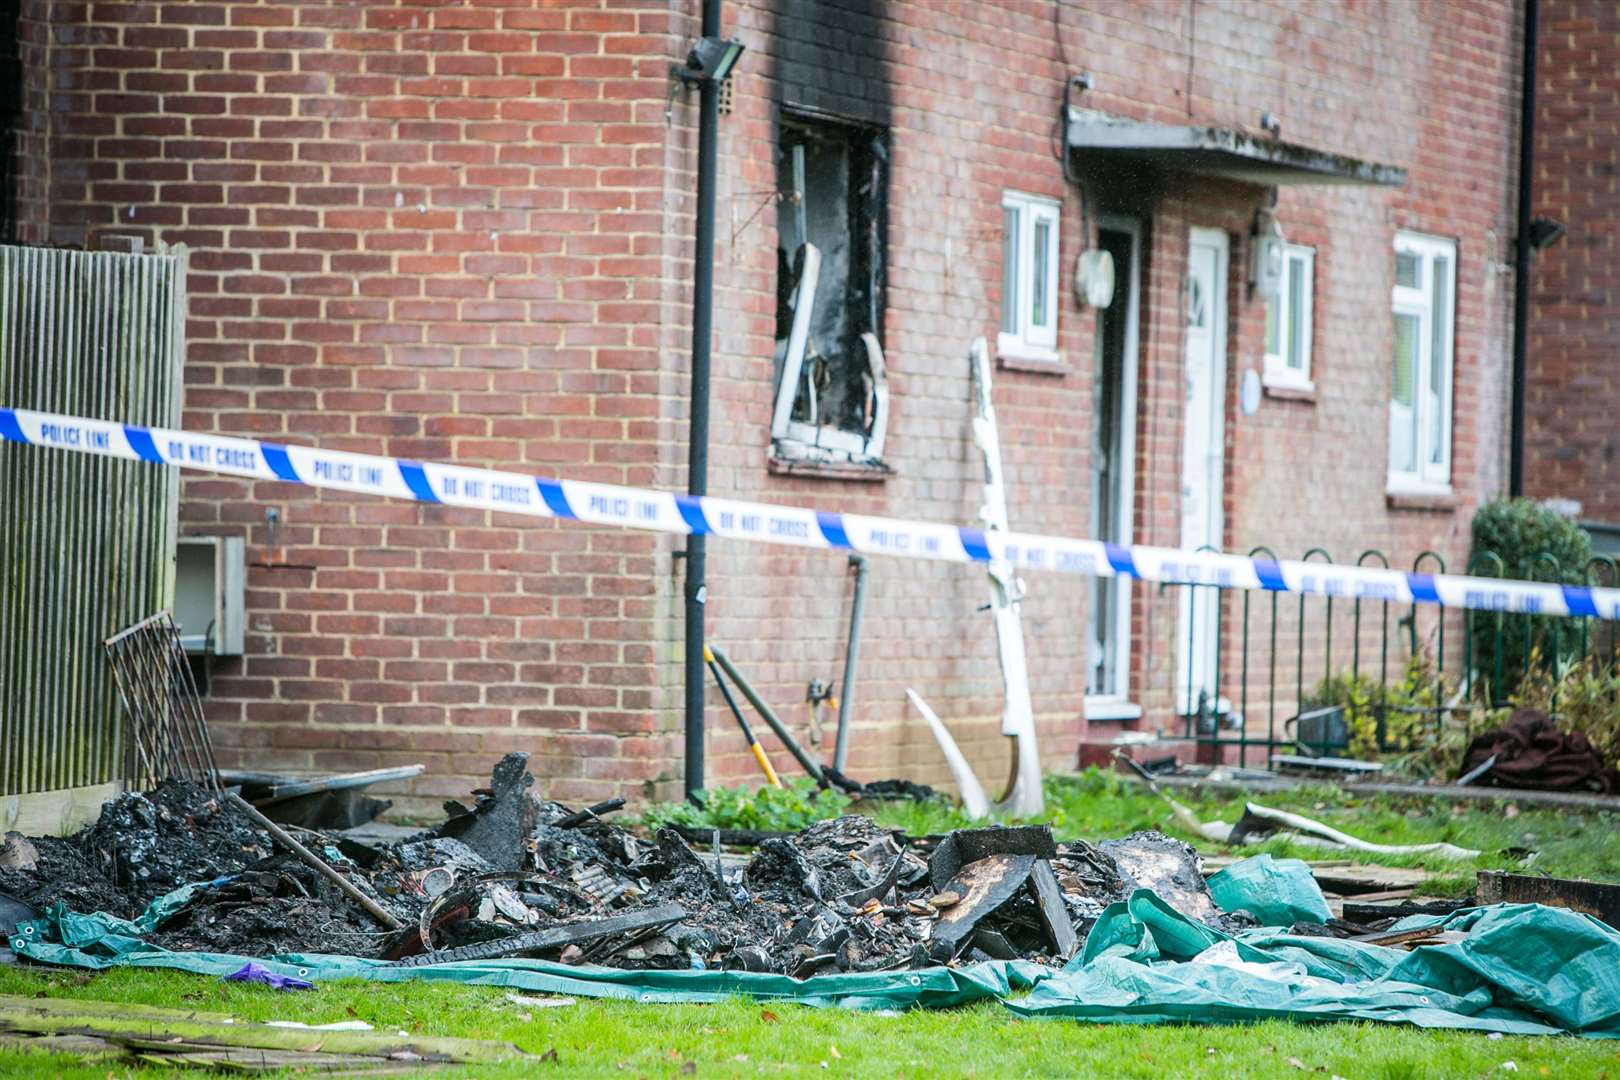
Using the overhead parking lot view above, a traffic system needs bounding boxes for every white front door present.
[1177,228,1228,715]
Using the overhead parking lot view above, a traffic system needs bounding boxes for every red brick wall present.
[11,0,48,242]
[1525,0,1620,523]
[18,0,1523,809]
[702,0,1519,767]
[25,0,692,811]
[1203,0,1520,728]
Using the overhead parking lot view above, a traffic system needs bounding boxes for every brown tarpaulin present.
[1460,708,1620,794]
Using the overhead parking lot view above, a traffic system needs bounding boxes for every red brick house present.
[5,1,1526,812]
[1523,0,1620,547]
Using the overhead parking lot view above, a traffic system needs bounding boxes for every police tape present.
[1,405,1615,620]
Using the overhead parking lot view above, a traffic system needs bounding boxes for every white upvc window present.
[1263,243,1314,390]
[998,191,1061,360]
[1388,231,1456,493]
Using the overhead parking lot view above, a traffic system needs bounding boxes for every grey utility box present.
[174,536,246,655]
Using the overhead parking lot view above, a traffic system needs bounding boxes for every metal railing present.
[0,244,187,795]
[1161,544,1616,770]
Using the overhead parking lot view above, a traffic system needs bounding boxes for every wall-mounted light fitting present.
[1527,216,1566,252]
[674,36,746,86]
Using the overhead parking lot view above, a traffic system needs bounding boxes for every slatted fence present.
[0,243,185,795]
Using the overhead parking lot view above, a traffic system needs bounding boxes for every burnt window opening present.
[772,113,889,467]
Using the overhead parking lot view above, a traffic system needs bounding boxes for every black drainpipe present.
[683,0,722,799]
[1509,0,1538,498]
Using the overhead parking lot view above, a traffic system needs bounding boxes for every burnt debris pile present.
[0,754,1229,974]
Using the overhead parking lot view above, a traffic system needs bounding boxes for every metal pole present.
[683,0,723,799]
[1509,0,1538,498]
[833,554,868,772]
[224,792,402,931]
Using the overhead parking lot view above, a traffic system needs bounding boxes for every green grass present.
[861,770,1620,896]
[5,774,1618,1076]
[0,966,1614,1078]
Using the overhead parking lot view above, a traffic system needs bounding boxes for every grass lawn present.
[867,769,1620,894]
[0,966,1614,1079]
[1,772,1617,1076]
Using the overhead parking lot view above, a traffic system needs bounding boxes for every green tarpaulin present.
[1013,888,1620,1037]
[1207,853,1334,927]
[11,881,1620,1035]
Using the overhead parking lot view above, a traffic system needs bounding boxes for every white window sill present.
[1386,480,1457,512]
[996,337,1066,374]
[1084,698,1143,722]
[1261,367,1315,395]
[1385,476,1453,499]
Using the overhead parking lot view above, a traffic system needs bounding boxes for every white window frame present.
[1262,243,1314,391]
[1388,231,1456,495]
[998,190,1061,362]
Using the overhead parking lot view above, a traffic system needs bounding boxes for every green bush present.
[1469,498,1594,696]
[640,778,851,833]
[1311,653,1445,760]
[1510,654,1620,767]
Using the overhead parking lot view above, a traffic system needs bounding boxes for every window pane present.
[1428,255,1450,465]
[1286,257,1305,369]
[1391,312,1420,472]
[1264,294,1280,357]
[1395,252,1421,288]
[1031,218,1050,328]
[1001,207,1019,334]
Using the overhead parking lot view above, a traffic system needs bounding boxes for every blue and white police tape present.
[2,405,1616,620]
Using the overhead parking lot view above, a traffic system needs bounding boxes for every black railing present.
[1159,548,1618,770]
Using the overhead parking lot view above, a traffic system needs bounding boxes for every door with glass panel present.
[1177,228,1229,715]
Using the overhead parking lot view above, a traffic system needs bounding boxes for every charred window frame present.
[772,112,889,468]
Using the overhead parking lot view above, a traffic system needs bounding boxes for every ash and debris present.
[0,835,128,920]
[148,856,382,957]
[1099,831,1225,925]
[79,781,275,907]
[0,753,1235,976]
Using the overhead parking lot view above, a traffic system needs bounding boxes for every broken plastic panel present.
[910,338,1042,819]
[772,245,889,465]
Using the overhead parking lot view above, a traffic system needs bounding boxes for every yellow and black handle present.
[704,645,782,787]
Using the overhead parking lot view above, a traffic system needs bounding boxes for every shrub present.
[1509,654,1620,766]
[1311,653,1446,760]
[1469,498,1594,697]
[640,777,851,833]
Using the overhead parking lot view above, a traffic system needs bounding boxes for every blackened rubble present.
[81,781,275,907]
[1,755,1233,975]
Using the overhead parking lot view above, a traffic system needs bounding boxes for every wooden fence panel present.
[0,244,185,795]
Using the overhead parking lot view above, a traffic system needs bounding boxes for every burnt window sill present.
[768,452,892,482]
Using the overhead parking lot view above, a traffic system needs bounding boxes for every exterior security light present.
[676,36,745,86]
[1527,216,1566,252]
